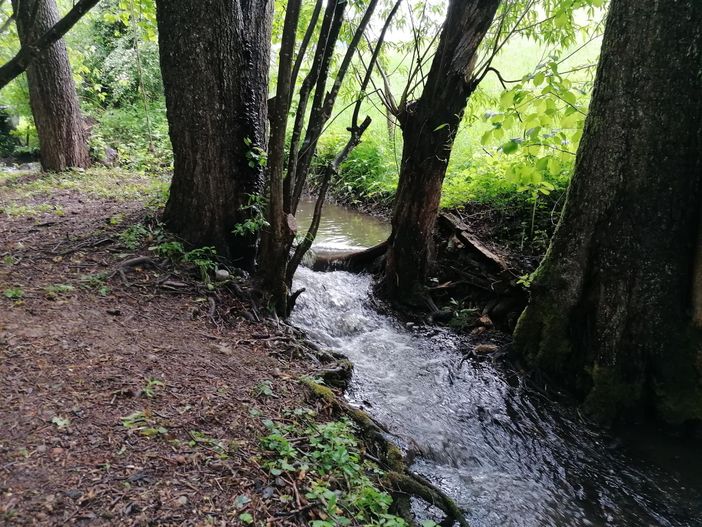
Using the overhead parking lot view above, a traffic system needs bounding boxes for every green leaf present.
[502,140,519,155]
[533,72,545,86]
[239,512,254,524]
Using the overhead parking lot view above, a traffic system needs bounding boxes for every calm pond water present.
[293,199,702,527]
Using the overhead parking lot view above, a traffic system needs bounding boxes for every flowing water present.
[292,200,702,527]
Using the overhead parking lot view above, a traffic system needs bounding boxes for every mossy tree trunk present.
[380,0,500,304]
[155,0,272,270]
[13,0,90,171]
[514,0,702,425]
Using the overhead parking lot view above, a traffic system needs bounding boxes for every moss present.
[300,377,335,402]
[513,299,574,378]
[583,364,643,425]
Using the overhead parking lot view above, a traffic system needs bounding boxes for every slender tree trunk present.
[155,0,272,270]
[258,0,303,314]
[381,0,499,304]
[514,0,702,425]
[13,0,90,171]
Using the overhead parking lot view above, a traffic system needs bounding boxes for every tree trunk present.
[513,0,702,426]
[155,0,272,271]
[381,0,499,303]
[13,0,90,171]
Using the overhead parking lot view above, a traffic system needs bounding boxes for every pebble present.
[215,269,230,281]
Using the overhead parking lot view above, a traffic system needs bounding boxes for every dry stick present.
[0,0,101,89]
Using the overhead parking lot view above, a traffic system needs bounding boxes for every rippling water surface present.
[292,200,702,526]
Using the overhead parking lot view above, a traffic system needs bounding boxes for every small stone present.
[51,447,64,457]
[215,269,230,282]
[473,344,498,355]
[478,314,494,327]
[176,495,188,506]
[174,455,187,464]
[106,308,121,316]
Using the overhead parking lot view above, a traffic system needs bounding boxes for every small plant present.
[121,410,167,438]
[517,272,535,288]
[2,255,17,266]
[119,223,150,250]
[183,246,217,283]
[260,416,410,526]
[151,240,185,260]
[109,213,125,225]
[51,416,71,429]
[44,283,75,299]
[243,137,267,168]
[253,380,275,398]
[3,287,24,299]
[80,273,110,296]
[141,377,164,398]
[446,299,479,330]
[232,193,269,237]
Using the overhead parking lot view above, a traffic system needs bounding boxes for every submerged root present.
[301,377,471,527]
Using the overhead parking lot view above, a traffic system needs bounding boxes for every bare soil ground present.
[0,171,328,525]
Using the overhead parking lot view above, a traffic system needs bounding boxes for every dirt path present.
[0,171,325,525]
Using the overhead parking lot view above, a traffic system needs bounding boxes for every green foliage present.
[261,415,408,526]
[314,133,398,208]
[151,241,218,283]
[152,240,185,261]
[183,246,218,283]
[44,283,75,299]
[141,377,164,398]
[232,194,270,237]
[88,103,171,173]
[119,223,150,249]
[3,287,24,300]
[80,272,111,296]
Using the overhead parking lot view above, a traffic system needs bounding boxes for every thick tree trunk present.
[381,0,499,303]
[514,0,702,425]
[155,0,272,270]
[13,0,90,171]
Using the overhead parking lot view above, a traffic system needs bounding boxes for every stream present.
[291,199,702,527]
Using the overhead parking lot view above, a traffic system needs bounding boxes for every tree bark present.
[381,0,500,304]
[12,0,90,171]
[155,0,272,271]
[514,0,702,425]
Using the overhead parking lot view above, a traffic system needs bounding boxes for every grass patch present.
[0,167,168,202]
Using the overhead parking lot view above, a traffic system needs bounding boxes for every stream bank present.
[294,199,702,527]
[0,170,408,526]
